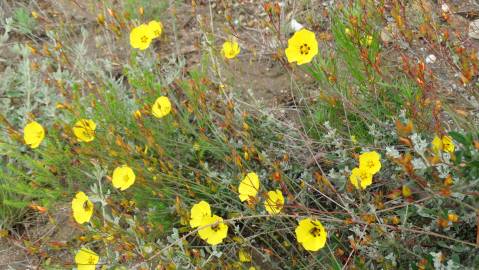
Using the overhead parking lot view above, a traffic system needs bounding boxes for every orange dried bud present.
[396,120,414,136]
[418,258,428,270]
[443,175,453,186]
[107,8,116,18]
[29,203,47,213]
[439,187,451,197]
[97,14,105,25]
[391,216,400,225]
[438,218,449,228]
[134,110,142,119]
[335,248,345,257]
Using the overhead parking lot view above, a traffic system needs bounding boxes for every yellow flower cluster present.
[23,118,97,149]
[349,151,381,190]
[130,20,163,50]
[190,201,228,245]
[71,165,135,224]
[238,172,285,214]
[194,171,328,252]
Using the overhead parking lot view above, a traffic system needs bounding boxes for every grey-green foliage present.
[0,19,61,228]
[12,7,37,34]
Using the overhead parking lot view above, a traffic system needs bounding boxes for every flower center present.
[123,175,130,183]
[87,256,95,264]
[141,35,149,43]
[82,130,90,138]
[83,201,92,212]
[309,227,322,237]
[367,160,375,168]
[211,223,220,232]
[300,43,310,55]
[275,199,283,208]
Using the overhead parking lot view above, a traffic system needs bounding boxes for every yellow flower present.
[152,96,172,118]
[73,119,96,143]
[71,191,94,224]
[350,135,358,144]
[359,151,381,174]
[198,214,228,245]
[148,20,163,38]
[190,201,211,228]
[295,218,327,251]
[264,189,284,215]
[23,121,45,149]
[238,249,251,262]
[349,167,373,190]
[238,172,260,202]
[432,135,443,154]
[221,41,241,59]
[442,135,455,153]
[285,28,318,65]
[345,27,352,36]
[130,24,154,50]
[447,213,458,222]
[112,165,136,191]
[75,248,99,270]
[402,185,412,197]
[360,35,373,46]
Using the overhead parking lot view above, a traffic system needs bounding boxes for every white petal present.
[290,19,304,32]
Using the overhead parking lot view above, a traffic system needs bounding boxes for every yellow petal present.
[264,189,284,214]
[239,249,252,262]
[295,218,314,243]
[431,135,443,153]
[358,151,381,174]
[442,135,455,153]
[349,167,373,190]
[190,201,211,228]
[238,172,260,202]
[148,20,163,38]
[197,215,228,245]
[75,248,99,270]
